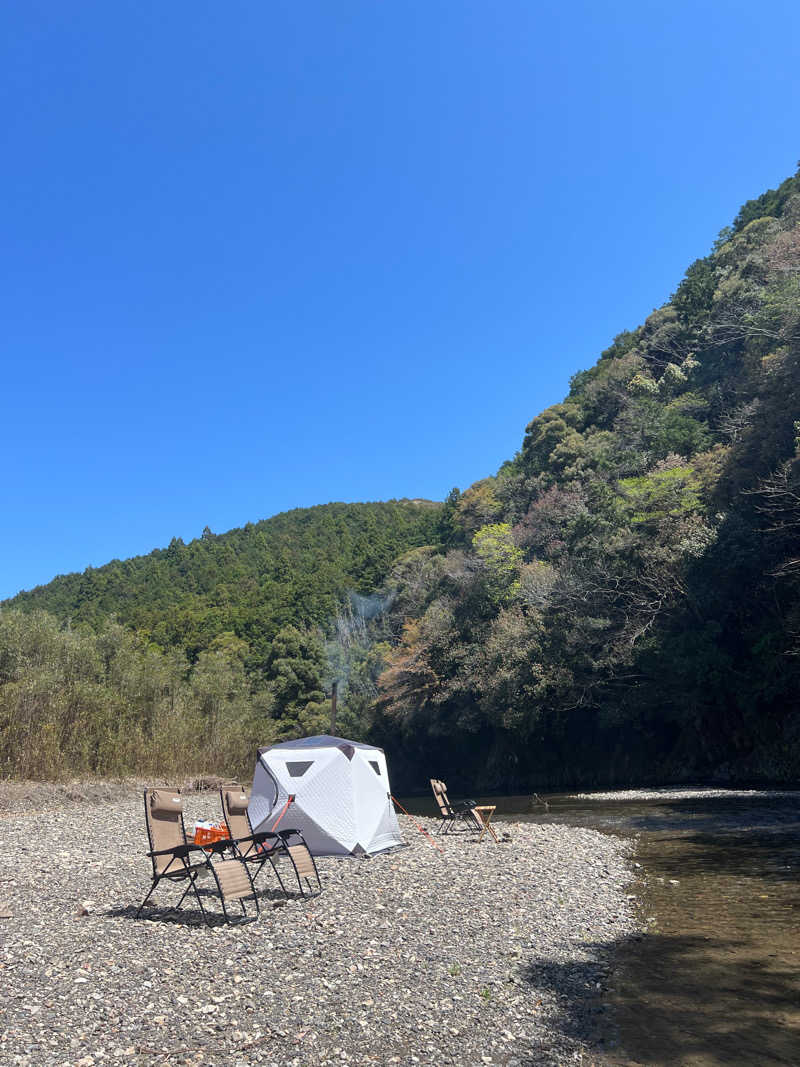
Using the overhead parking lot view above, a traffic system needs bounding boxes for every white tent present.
[248,735,404,856]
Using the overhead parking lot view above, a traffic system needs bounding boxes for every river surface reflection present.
[400,789,800,1066]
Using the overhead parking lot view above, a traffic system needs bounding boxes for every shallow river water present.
[401,789,800,1066]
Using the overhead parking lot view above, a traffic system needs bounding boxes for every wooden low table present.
[473,805,499,843]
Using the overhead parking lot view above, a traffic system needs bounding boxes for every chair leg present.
[292,862,305,896]
[267,854,289,897]
[247,854,285,899]
[296,872,318,897]
[306,850,322,892]
[297,871,321,895]
[187,870,212,926]
[248,879,260,920]
[137,868,214,925]
[135,876,161,918]
[287,858,317,898]
[169,876,197,915]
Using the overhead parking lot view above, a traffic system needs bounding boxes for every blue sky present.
[2,1,800,600]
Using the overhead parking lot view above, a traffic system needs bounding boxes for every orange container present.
[193,822,228,847]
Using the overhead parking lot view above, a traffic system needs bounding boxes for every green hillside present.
[373,168,800,789]
[0,500,442,779]
[4,500,442,662]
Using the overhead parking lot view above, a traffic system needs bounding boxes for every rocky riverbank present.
[0,785,639,1065]
[569,787,798,802]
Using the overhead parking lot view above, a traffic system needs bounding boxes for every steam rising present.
[325,589,396,700]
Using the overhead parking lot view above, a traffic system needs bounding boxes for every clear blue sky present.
[2,1,799,600]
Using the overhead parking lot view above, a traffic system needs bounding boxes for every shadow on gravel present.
[519,946,617,1061]
[106,904,232,928]
[107,884,301,926]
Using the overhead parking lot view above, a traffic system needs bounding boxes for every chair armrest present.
[230,831,283,856]
[147,843,206,859]
[204,837,235,855]
[229,831,257,845]
[252,830,281,845]
[235,830,282,846]
[275,828,306,846]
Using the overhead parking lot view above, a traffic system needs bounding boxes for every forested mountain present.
[0,501,440,779]
[4,501,441,663]
[373,168,800,789]
[3,169,800,787]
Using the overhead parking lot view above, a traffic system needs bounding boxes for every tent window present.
[369,760,381,776]
[286,760,314,777]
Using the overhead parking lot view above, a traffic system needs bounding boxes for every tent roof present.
[261,734,382,753]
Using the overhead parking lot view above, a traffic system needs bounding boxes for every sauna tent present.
[248,735,404,856]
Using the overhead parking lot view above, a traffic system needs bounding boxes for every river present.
[400,788,800,1065]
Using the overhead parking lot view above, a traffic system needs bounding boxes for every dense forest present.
[5,501,440,663]
[0,502,440,778]
[2,169,800,788]
[374,168,800,789]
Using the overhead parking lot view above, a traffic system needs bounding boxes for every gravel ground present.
[569,787,800,801]
[0,786,638,1066]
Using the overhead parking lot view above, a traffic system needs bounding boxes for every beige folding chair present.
[220,784,322,897]
[137,787,259,925]
[430,779,481,835]
[279,828,323,896]
[220,785,288,896]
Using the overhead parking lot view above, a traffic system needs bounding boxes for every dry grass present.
[0,776,235,816]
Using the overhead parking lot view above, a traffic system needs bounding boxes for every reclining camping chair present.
[219,785,289,897]
[430,779,481,835]
[220,786,322,898]
[275,827,323,897]
[137,787,259,925]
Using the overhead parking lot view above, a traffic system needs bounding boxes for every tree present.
[265,625,328,739]
[453,479,503,538]
[472,523,523,604]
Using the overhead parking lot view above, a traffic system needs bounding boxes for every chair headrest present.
[225,789,249,815]
[149,789,183,817]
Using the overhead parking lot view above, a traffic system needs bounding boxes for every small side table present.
[473,805,499,843]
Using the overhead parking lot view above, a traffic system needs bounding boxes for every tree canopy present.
[371,166,800,790]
